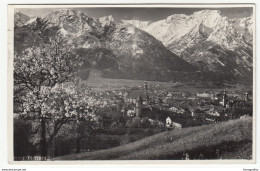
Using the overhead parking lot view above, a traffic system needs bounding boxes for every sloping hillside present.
[54,117,252,160]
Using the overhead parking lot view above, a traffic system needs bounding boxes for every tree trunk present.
[40,118,47,160]
[76,135,81,154]
[47,139,55,160]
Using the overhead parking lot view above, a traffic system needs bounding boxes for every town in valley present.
[13,6,254,161]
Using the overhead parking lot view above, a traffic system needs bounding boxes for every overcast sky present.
[16,7,253,22]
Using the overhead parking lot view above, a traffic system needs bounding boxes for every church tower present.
[223,90,227,109]
[135,95,143,117]
[144,81,149,102]
[245,92,249,102]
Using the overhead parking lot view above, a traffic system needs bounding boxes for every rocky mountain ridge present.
[122,10,253,81]
[14,9,200,82]
[14,9,253,83]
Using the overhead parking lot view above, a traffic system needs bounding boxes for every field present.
[54,117,252,160]
[82,69,252,94]
[82,69,175,91]
[53,128,166,156]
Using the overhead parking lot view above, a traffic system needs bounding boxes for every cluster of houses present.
[120,82,252,129]
[82,81,252,130]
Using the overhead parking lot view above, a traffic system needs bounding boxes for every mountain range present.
[122,10,253,79]
[14,9,253,83]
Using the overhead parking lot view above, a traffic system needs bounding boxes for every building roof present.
[166,115,184,125]
[193,109,206,113]
[127,90,145,99]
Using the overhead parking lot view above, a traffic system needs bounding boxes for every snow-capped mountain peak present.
[121,9,252,81]
[43,9,104,35]
[123,9,252,51]
[192,10,223,28]
[99,15,115,27]
[14,9,253,83]
[121,19,151,30]
[14,11,30,26]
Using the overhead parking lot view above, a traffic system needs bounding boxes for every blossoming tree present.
[14,34,98,159]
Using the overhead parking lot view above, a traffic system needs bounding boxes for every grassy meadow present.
[54,117,252,160]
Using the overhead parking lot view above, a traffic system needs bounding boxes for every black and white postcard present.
[8,4,255,164]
